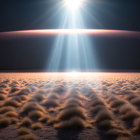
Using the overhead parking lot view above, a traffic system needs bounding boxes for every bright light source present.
[70,71,80,77]
[64,0,84,11]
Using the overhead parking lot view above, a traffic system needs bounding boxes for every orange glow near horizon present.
[0,29,140,39]
[1,29,140,34]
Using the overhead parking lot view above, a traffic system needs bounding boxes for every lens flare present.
[64,0,84,11]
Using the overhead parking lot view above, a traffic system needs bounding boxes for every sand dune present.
[0,73,140,140]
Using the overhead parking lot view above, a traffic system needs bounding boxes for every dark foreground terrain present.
[0,73,140,140]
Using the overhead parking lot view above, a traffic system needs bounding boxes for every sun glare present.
[64,0,84,11]
[70,71,80,77]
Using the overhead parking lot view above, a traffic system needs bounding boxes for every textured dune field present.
[0,73,140,140]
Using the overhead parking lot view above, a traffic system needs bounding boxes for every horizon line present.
[0,29,140,39]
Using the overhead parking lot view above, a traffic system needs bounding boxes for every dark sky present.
[0,0,140,31]
[0,0,140,71]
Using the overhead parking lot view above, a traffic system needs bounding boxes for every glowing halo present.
[63,0,85,11]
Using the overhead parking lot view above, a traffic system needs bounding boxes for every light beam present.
[63,0,85,11]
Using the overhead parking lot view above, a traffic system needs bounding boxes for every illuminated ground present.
[0,73,140,140]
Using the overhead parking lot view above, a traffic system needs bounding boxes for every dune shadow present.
[57,129,82,140]
[96,130,110,140]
